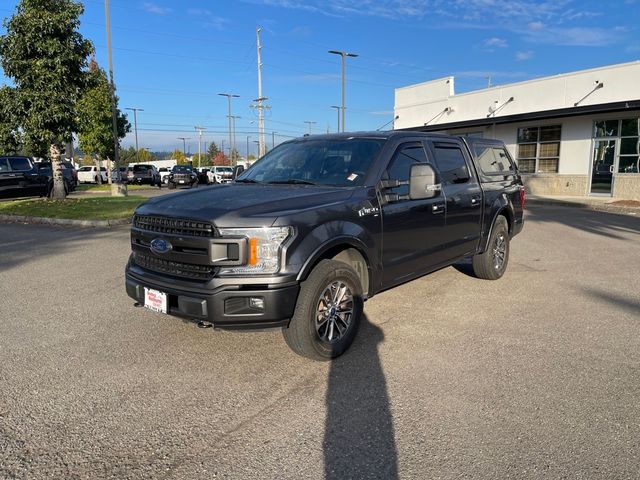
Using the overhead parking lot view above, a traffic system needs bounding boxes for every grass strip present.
[75,184,151,191]
[0,196,147,220]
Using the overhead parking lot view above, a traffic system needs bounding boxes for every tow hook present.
[197,321,214,329]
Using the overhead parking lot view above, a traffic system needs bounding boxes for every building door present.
[590,139,616,194]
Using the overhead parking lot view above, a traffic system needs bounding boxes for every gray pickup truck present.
[125,131,524,360]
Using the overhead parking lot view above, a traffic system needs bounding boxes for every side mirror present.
[232,165,245,179]
[409,164,440,200]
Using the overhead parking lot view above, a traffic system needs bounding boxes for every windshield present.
[133,165,152,172]
[172,165,193,172]
[216,167,233,173]
[237,138,385,186]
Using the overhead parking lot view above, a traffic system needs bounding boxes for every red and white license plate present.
[144,287,167,314]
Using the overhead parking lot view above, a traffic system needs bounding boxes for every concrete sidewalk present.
[526,194,640,215]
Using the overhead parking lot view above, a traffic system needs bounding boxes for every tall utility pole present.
[328,50,358,132]
[177,137,190,157]
[272,131,276,149]
[195,126,205,168]
[304,121,316,134]
[126,107,143,163]
[218,93,239,162]
[246,136,251,159]
[331,105,341,132]
[253,27,271,158]
[104,0,125,195]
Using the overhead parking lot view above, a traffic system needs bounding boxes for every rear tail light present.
[519,185,526,209]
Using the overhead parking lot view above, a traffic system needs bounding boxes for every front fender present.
[287,221,375,282]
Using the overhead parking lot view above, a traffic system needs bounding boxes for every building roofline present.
[401,99,640,132]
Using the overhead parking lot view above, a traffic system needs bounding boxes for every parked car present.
[210,165,234,183]
[0,156,49,199]
[77,165,108,184]
[125,131,525,360]
[195,167,213,185]
[158,167,172,185]
[128,164,162,187]
[167,165,198,189]
[37,162,76,193]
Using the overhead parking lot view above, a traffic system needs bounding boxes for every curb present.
[0,214,132,227]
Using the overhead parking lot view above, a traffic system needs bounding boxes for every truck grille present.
[133,252,215,280]
[133,215,214,237]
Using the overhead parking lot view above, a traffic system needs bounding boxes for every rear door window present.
[474,144,515,175]
[8,157,32,171]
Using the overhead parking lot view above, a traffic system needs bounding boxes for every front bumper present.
[125,270,299,329]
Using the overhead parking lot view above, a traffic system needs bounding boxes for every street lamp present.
[272,131,277,149]
[328,50,358,132]
[304,121,316,134]
[246,136,251,160]
[330,105,341,132]
[218,93,240,162]
[177,137,190,159]
[126,107,143,163]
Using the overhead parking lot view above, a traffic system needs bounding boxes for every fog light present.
[249,297,265,310]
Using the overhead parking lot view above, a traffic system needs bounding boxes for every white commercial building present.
[394,61,640,200]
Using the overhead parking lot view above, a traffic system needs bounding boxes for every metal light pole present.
[229,115,241,163]
[246,136,251,160]
[104,0,126,195]
[331,105,341,132]
[126,107,143,163]
[218,93,239,163]
[177,137,190,159]
[304,121,316,134]
[272,131,276,149]
[195,126,205,168]
[328,50,358,132]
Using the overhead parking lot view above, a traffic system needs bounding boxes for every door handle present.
[432,203,445,214]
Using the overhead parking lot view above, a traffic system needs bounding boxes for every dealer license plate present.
[144,287,167,314]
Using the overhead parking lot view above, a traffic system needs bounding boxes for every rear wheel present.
[472,215,510,280]
[282,259,363,361]
[168,182,176,190]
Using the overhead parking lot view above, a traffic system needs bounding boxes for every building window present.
[516,125,561,173]
[593,118,639,174]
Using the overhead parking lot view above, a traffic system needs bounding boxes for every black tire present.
[192,181,198,188]
[282,259,363,361]
[472,215,510,280]
[168,182,176,190]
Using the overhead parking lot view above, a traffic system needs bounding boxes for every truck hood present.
[135,183,355,227]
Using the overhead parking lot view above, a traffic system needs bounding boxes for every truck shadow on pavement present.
[525,205,640,240]
[324,314,399,480]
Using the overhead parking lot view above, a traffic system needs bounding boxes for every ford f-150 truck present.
[125,131,524,360]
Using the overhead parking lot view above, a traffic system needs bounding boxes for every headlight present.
[218,227,291,275]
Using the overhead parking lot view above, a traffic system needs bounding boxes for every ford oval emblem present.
[150,238,172,254]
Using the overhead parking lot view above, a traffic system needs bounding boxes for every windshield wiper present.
[235,178,260,183]
[267,179,316,185]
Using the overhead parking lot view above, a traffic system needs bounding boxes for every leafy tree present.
[247,154,257,161]
[191,153,209,167]
[0,86,22,154]
[119,146,137,165]
[213,152,230,166]
[230,147,240,164]
[137,149,155,162]
[171,149,187,165]
[76,58,129,184]
[0,0,93,199]
[207,142,220,160]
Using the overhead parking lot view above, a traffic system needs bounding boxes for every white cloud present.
[528,21,545,31]
[187,9,229,29]
[515,50,534,61]
[524,27,620,47]
[484,37,508,48]
[143,2,171,15]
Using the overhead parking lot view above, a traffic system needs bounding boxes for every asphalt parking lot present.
[1,205,639,479]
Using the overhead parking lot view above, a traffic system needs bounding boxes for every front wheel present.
[472,215,510,280]
[282,259,363,361]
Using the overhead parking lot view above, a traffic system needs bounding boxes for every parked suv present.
[167,165,198,189]
[129,164,162,187]
[77,165,108,184]
[210,165,234,183]
[0,156,48,199]
[125,132,525,360]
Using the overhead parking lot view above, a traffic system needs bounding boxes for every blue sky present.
[1,0,639,155]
